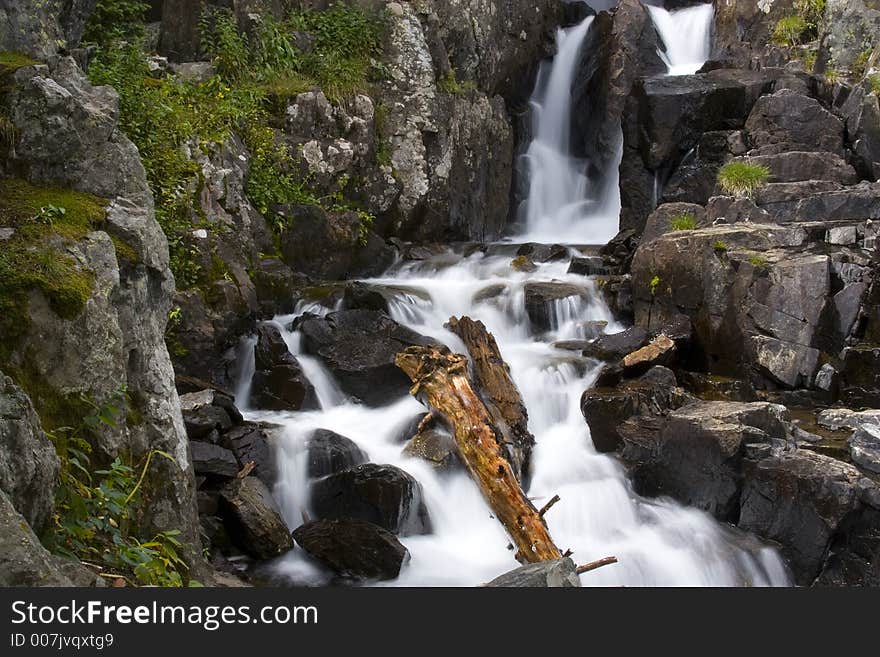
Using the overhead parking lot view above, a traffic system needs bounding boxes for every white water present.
[518,17,620,245]
[646,3,714,76]
[236,13,791,587]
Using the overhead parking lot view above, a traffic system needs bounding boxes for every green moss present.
[0,180,108,358]
[713,240,728,253]
[869,74,880,94]
[4,357,91,433]
[668,212,698,232]
[0,51,39,75]
[438,70,475,95]
[110,235,140,264]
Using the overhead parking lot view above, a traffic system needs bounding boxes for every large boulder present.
[297,309,438,406]
[249,323,318,412]
[0,372,59,533]
[739,450,869,584]
[744,90,846,156]
[224,422,277,488]
[0,491,72,586]
[486,557,581,587]
[220,476,294,560]
[850,424,880,474]
[620,401,791,521]
[292,518,409,581]
[310,463,430,536]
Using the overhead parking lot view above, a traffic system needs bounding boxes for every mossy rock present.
[0,179,108,361]
[0,51,39,76]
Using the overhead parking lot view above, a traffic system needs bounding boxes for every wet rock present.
[523,282,586,332]
[310,463,430,536]
[621,401,791,521]
[250,323,318,412]
[581,366,694,453]
[486,557,580,587]
[567,256,608,276]
[840,346,880,407]
[340,283,388,313]
[584,326,649,361]
[516,243,568,262]
[745,90,846,156]
[298,310,438,406]
[511,255,537,273]
[0,372,59,533]
[621,334,676,376]
[307,429,368,479]
[473,283,509,303]
[191,442,240,479]
[220,477,294,560]
[677,372,758,402]
[739,449,866,584]
[402,426,461,472]
[850,425,880,474]
[180,391,234,440]
[292,518,409,581]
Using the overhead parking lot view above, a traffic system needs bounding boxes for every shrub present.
[669,212,698,232]
[713,240,727,253]
[749,254,770,271]
[772,16,809,47]
[717,161,771,197]
[82,0,150,47]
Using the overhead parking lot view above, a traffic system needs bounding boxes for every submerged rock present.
[292,518,409,581]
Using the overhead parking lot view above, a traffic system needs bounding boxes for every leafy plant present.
[46,388,192,587]
[749,254,770,271]
[713,240,727,253]
[669,212,698,232]
[717,161,770,197]
[649,275,660,296]
[82,0,150,47]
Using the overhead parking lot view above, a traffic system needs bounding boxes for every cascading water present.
[238,13,791,587]
[519,16,620,244]
[646,3,715,76]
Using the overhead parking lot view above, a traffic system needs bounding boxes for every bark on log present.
[445,316,535,483]
[395,346,562,564]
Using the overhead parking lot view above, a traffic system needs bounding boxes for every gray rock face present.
[310,463,430,536]
[298,309,438,406]
[191,442,240,479]
[850,424,880,474]
[0,491,72,586]
[0,0,96,58]
[745,90,846,156]
[817,408,880,431]
[0,372,59,533]
[224,422,277,488]
[824,0,880,74]
[220,476,294,560]
[840,81,880,181]
[292,518,409,581]
[2,56,202,566]
[739,450,867,584]
[486,557,581,588]
[733,152,857,185]
[621,401,791,521]
[642,203,708,243]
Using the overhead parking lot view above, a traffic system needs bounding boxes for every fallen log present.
[395,345,562,563]
[445,316,535,482]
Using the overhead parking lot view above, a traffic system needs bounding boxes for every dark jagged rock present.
[307,429,368,479]
[402,426,461,472]
[190,442,240,479]
[583,326,649,361]
[581,366,693,453]
[641,203,708,243]
[298,310,438,406]
[745,90,846,156]
[310,463,430,536]
[292,518,409,581]
[220,476,294,560]
[180,392,234,440]
[250,323,318,412]
[486,557,580,587]
[515,243,568,262]
[224,422,277,488]
[567,256,608,276]
[340,282,389,313]
[850,424,880,474]
[841,80,880,181]
[523,282,586,332]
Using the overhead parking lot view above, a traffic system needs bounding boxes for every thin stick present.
[538,494,561,518]
[576,556,618,574]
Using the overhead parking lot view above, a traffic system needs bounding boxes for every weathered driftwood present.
[395,345,562,563]
[445,316,535,483]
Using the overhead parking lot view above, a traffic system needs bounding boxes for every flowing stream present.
[646,3,715,76]
[237,11,791,587]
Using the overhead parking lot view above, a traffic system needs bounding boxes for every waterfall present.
[646,3,715,76]
[233,5,791,587]
[520,16,620,245]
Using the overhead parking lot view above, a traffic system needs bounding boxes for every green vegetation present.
[669,212,698,232]
[717,161,771,197]
[82,0,150,47]
[772,16,810,48]
[650,275,660,297]
[0,179,106,358]
[713,240,727,253]
[853,48,874,80]
[438,69,475,95]
[749,254,770,271]
[0,51,39,74]
[87,6,384,287]
[869,74,880,94]
[45,388,193,587]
